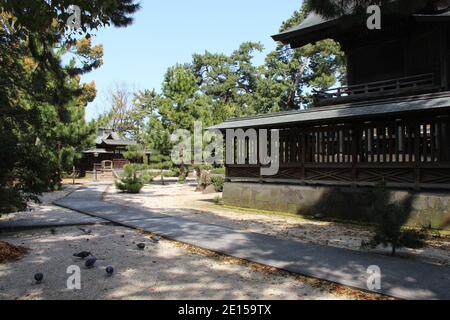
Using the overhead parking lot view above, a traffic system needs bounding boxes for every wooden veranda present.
[213,93,450,190]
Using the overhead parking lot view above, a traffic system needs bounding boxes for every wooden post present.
[258,130,263,184]
[301,133,306,180]
[351,126,358,187]
[414,121,421,191]
[440,28,448,89]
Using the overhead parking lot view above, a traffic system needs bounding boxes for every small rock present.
[137,243,146,250]
[202,185,217,194]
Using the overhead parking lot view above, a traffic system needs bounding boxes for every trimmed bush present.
[211,176,224,192]
[193,164,213,172]
[115,165,144,194]
[211,167,225,175]
[141,171,157,184]
[162,170,176,178]
[178,175,186,184]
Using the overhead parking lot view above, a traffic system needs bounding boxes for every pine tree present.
[0,1,140,213]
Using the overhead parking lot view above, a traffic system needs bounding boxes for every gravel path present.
[104,183,450,267]
[0,225,376,300]
[0,185,105,230]
[54,183,450,300]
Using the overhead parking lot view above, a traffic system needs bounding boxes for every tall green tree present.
[94,3,347,172]
[192,42,264,123]
[254,3,345,112]
[0,0,140,213]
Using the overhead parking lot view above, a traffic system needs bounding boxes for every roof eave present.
[208,92,450,131]
[271,19,339,47]
[413,13,450,22]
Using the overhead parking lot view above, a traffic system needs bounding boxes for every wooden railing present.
[93,159,129,172]
[225,114,450,189]
[315,73,436,105]
[112,159,129,170]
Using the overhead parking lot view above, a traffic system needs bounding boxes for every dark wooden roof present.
[272,12,338,48]
[83,148,113,154]
[209,92,450,130]
[95,131,137,147]
[272,3,450,48]
[98,139,137,147]
[413,10,450,21]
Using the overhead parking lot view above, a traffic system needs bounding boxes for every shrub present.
[211,167,225,175]
[162,170,176,178]
[115,165,144,194]
[123,145,145,163]
[141,171,157,184]
[211,176,224,192]
[369,182,426,256]
[178,175,186,184]
[193,164,213,172]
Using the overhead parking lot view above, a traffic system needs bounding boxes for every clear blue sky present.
[81,0,301,120]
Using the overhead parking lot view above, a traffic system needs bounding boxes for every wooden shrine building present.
[79,128,149,175]
[211,2,450,190]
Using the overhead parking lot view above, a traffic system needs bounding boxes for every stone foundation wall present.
[223,182,450,230]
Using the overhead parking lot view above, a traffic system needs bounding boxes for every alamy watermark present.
[170,122,280,176]
[0,5,82,32]
[367,265,382,291]
[67,5,82,30]
[367,5,381,30]
[67,265,81,290]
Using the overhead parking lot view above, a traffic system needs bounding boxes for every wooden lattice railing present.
[226,114,450,189]
[315,73,436,105]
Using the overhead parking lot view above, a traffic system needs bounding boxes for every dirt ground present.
[0,184,81,223]
[0,225,384,300]
[0,184,387,300]
[105,183,450,267]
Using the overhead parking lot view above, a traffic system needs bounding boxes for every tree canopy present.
[95,3,345,172]
[0,0,140,213]
[1,1,346,212]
